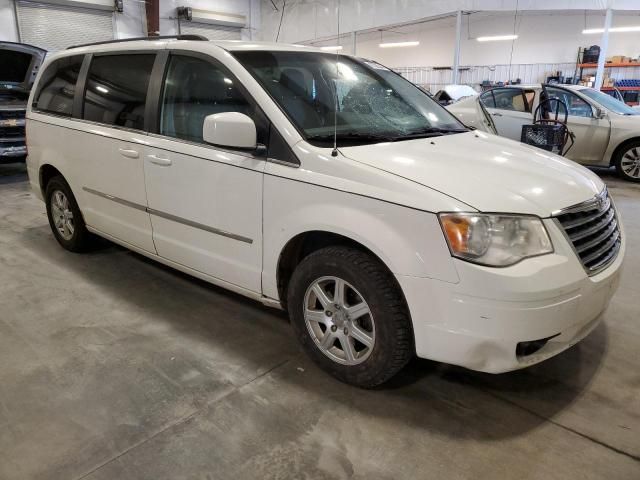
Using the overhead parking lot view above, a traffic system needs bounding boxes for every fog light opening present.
[516,334,559,358]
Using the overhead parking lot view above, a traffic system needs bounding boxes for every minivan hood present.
[339,131,604,217]
[0,42,46,93]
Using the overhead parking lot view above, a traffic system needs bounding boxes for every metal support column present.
[452,10,462,84]
[594,6,613,90]
[351,31,357,55]
[145,0,160,37]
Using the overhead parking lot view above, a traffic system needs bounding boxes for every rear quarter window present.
[33,55,84,117]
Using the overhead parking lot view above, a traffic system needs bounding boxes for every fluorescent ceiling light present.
[96,85,108,93]
[379,41,420,48]
[582,26,640,34]
[321,45,343,51]
[477,35,518,42]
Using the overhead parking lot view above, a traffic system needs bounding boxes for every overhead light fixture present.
[96,85,108,93]
[321,45,343,51]
[582,26,640,34]
[477,35,518,42]
[379,41,420,48]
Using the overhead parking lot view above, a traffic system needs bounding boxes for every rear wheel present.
[287,246,413,388]
[45,176,94,252]
[614,141,640,182]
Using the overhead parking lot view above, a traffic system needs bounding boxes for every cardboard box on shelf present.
[611,55,627,63]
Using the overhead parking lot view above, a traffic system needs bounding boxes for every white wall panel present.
[178,21,241,39]
[306,10,640,68]
[0,0,19,41]
[160,0,258,39]
[114,0,146,38]
[261,0,640,44]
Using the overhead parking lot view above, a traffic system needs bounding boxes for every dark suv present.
[0,42,46,163]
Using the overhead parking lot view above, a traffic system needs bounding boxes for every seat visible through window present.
[160,55,252,143]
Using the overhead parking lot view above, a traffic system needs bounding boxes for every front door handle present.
[491,112,503,117]
[147,154,172,166]
[119,148,140,159]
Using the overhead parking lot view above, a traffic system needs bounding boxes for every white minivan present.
[26,36,624,387]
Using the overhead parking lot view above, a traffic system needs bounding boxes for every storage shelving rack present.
[577,62,640,106]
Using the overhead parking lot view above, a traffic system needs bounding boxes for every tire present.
[45,175,94,252]
[287,246,414,388]
[614,140,640,182]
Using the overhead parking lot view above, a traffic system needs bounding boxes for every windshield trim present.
[578,87,636,116]
[231,51,468,147]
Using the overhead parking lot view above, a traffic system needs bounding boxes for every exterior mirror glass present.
[203,112,257,149]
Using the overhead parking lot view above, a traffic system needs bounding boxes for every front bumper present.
[399,218,625,373]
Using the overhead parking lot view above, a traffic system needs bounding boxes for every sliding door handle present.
[119,148,140,159]
[147,154,172,166]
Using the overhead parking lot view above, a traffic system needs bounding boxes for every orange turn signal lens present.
[441,215,471,253]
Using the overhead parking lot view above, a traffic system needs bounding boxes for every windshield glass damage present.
[233,51,467,147]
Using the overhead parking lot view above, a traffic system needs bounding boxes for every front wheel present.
[614,141,640,182]
[287,246,414,388]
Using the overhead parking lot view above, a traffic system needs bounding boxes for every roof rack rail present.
[66,35,208,50]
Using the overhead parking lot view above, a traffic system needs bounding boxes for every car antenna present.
[331,0,341,157]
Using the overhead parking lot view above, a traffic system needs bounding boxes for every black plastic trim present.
[146,51,168,134]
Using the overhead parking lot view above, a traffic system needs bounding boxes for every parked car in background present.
[0,42,46,163]
[433,84,478,105]
[447,84,640,182]
[27,39,624,387]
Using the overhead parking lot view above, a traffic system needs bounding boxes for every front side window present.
[544,87,593,118]
[232,51,466,147]
[159,55,266,145]
[33,55,84,117]
[83,54,155,130]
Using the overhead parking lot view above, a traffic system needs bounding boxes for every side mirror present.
[594,107,607,119]
[203,112,257,150]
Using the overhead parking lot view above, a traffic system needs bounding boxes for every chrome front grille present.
[0,110,25,120]
[0,126,25,138]
[555,189,621,274]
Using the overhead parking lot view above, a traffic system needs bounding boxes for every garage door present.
[179,22,241,40]
[16,1,114,52]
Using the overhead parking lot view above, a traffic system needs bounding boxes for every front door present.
[143,53,267,293]
[542,86,610,165]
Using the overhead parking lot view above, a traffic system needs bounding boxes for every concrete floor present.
[0,163,638,480]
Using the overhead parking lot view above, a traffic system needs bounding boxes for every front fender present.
[262,173,460,301]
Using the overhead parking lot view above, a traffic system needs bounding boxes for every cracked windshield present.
[233,51,467,147]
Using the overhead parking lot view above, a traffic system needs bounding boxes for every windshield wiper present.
[307,128,467,145]
[393,127,468,141]
[307,132,397,144]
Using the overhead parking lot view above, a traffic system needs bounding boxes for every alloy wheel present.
[620,147,640,179]
[50,190,75,241]
[303,276,375,365]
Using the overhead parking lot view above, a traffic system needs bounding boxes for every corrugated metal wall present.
[16,1,114,51]
[178,21,241,40]
[395,63,640,93]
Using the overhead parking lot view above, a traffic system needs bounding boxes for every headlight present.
[438,213,553,267]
